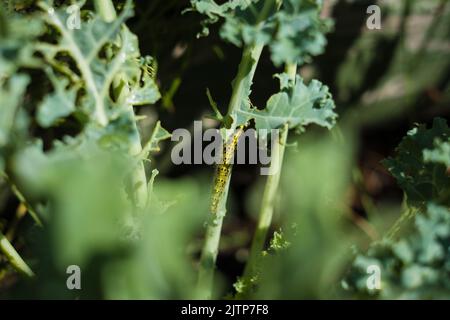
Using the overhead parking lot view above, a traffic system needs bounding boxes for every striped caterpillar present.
[210,125,245,214]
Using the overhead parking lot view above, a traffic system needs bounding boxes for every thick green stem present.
[196,43,264,299]
[238,63,297,298]
[126,105,148,209]
[0,230,34,277]
[242,124,288,278]
[196,179,231,299]
[196,0,277,300]
[226,44,264,126]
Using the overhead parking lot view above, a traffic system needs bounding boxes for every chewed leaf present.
[141,121,172,158]
[126,71,161,106]
[37,1,160,126]
[423,139,450,167]
[188,0,331,66]
[383,118,450,208]
[37,70,77,128]
[235,74,337,132]
[37,1,133,125]
[343,204,450,299]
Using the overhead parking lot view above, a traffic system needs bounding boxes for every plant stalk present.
[1,172,43,227]
[196,43,264,299]
[226,44,264,127]
[197,0,277,299]
[242,124,288,277]
[0,230,34,277]
[238,63,297,298]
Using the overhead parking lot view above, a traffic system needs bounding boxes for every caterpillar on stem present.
[210,125,245,214]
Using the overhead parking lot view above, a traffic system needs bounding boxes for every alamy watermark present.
[66,265,81,290]
[66,4,81,30]
[366,5,382,30]
[366,264,381,290]
[170,121,280,176]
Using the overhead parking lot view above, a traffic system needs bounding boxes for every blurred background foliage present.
[0,0,449,299]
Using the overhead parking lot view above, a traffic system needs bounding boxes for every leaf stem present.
[1,172,43,227]
[242,124,288,278]
[196,179,231,299]
[0,230,34,277]
[196,0,277,299]
[226,44,264,126]
[237,63,297,298]
[196,43,264,299]
[125,105,149,209]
